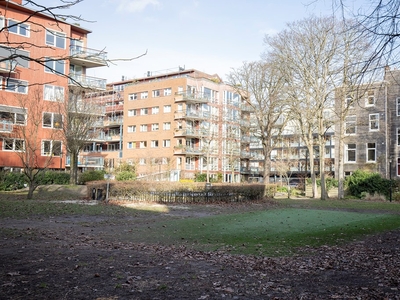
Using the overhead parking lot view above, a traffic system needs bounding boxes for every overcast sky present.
[31,0,367,83]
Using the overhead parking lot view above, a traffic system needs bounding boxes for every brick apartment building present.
[83,68,249,182]
[0,0,106,171]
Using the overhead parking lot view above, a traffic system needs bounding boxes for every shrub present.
[115,171,136,181]
[0,172,27,191]
[35,170,70,185]
[345,169,391,199]
[79,170,106,184]
[194,173,207,182]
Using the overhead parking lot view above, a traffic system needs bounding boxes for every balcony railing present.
[174,91,209,103]
[173,145,204,155]
[0,60,17,73]
[174,128,209,137]
[0,120,13,132]
[69,45,107,68]
[66,155,104,167]
[69,74,106,90]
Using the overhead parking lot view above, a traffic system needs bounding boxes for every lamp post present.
[389,158,393,202]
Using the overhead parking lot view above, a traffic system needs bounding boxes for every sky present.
[31,0,367,83]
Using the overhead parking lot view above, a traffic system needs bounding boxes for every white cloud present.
[115,0,161,13]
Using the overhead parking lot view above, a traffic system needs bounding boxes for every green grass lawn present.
[152,208,400,256]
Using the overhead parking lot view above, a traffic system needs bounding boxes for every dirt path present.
[0,202,399,299]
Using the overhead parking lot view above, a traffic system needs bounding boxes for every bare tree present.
[228,61,288,186]
[60,87,104,184]
[0,88,62,199]
[265,16,369,200]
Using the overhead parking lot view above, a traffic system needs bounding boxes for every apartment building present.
[335,67,400,179]
[0,0,106,171]
[85,68,247,182]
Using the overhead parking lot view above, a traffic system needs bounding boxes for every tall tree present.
[228,61,287,186]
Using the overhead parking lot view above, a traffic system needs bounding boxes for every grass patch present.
[155,208,400,256]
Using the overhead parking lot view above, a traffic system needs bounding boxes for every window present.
[397,128,400,146]
[397,98,400,116]
[45,30,66,49]
[345,116,356,135]
[8,19,29,37]
[140,124,147,132]
[139,158,146,165]
[127,142,135,149]
[164,88,172,96]
[152,106,159,114]
[0,107,25,125]
[151,123,159,131]
[345,143,356,162]
[151,140,159,148]
[164,105,171,113]
[43,112,62,128]
[163,122,171,130]
[365,90,375,106]
[152,89,161,97]
[141,91,148,99]
[163,139,170,147]
[367,142,376,162]
[45,58,65,75]
[44,85,64,101]
[140,108,148,115]
[42,140,62,156]
[128,109,137,117]
[128,93,137,101]
[127,125,136,133]
[345,94,354,108]
[3,138,24,151]
[139,141,147,148]
[4,78,28,94]
[369,113,379,131]
[0,17,4,29]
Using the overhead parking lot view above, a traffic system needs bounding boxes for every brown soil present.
[0,198,399,299]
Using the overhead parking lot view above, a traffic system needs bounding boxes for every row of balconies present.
[174,110,211,120]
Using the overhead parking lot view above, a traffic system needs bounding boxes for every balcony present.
[174,110,209,120]
[105,104,124,113]
[66,155,104,168]
[0,120,13,132]
[0,60,17,73]
[103,117,123,127]
[69,74,106,90]
[173,145,204,155]
[174,128,208,137]
[174,91,209,104]
[69,45,107,68]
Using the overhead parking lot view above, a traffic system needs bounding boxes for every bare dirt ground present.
[0,197,399,299]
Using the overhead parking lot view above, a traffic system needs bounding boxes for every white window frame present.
[151,123,159,131]
[139,158,146,165]
[163,122,171,130]
[7,19,30,37]
[345,95,354,108]
[140,124,147,132]
[152,106,159,114]
[345,143,356,163]
[397,128,400,146]
[43,112,63,129]
[345,115,356,135]
[41,140,62,156]
[0,109,26,125]
[141,91,148,99]
[3,78,28,94]
[164,105,171,113]
[128,109,137,117]
[152,89,161,97]
[128,93,137,101]
[397,98,400,116]
[163,139,170,147]
[369,113,379,131]
[0,17,4,29]
[164,88,172,96]
[2,138,25,151]
[44,58,65,75]
[44,85,65,102]
[127,142,135,149]
[139,141,147,149]
[140,108,148,115]
[151,140,159,148]
[365,90,375,107]
[366,142,376,162]
[45,29,66,49]
[127,125,136,133]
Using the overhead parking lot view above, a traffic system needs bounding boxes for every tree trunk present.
[69,151,79,185]
[27,184,35,199]
[308,146,318,198]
